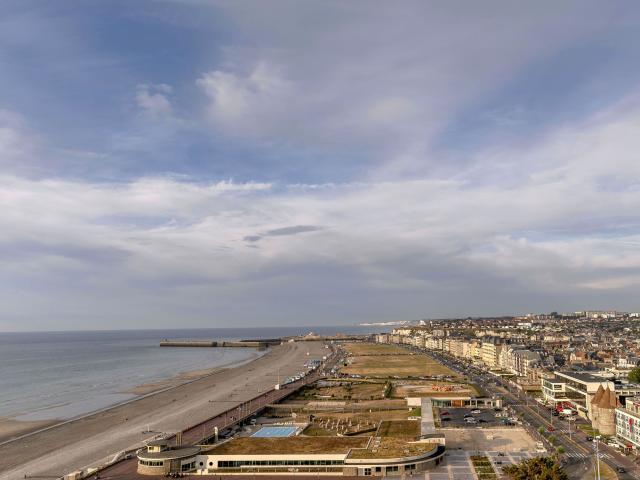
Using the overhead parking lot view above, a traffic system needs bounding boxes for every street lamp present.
[593,435,601,480]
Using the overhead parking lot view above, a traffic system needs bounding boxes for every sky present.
[1,1,640,331]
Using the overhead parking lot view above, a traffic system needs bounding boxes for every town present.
[375,310,640,478]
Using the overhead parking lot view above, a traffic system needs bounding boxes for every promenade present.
[0,341,327,480]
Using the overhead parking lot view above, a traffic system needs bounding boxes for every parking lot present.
[438,407,501,427]
[440,427,540,452]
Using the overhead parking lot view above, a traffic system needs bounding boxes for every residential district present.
[65,311,640,480]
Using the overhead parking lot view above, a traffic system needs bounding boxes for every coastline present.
[121,349,262,395]
[0,418,59,444]
[0,340,327,479]
[0,349,262,444]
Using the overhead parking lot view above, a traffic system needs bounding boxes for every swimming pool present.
[251,426,298,437]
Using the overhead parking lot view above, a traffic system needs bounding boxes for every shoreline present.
[0,349,263,444]
[0,340,328,479]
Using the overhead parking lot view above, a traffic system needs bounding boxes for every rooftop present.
[204,437,369,455]
[138,446,200,460]
[377,420,419,438]
[347,438,437,459]
[555,371,611,383]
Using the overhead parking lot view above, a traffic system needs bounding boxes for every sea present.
[0,325,381,423]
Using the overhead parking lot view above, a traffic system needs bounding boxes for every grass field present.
[394,383,477,397]
[312,382,385,400]
[341,343,456,378]
[343,343,412,356]
[377,420,419,438]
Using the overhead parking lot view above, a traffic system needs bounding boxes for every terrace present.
[204,436,369,455]
[347,438,438,460]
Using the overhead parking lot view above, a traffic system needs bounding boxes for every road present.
[427,349,639,480]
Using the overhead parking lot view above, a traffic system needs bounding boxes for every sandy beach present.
[0,418,59,444]
[0,340,326,480]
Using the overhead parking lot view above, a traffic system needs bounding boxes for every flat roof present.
[555,371,610,383]
[377,420,419,438]
[138,446,200,460]
[146,439,169,446]
[347,439,437,459]
[205,437,369,455]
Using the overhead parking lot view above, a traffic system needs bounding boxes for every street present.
[428,350,640,480]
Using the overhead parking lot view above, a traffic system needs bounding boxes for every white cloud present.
[136,84,174,117]
[2,2,640,329]
[197,61,290,135]
[2,94,640,328]
[193,1,614,176]
[0,109,29,163]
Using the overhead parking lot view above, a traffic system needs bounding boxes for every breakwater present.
[159,339,280,348]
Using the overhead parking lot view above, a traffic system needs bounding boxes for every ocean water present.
[0,325,378,422]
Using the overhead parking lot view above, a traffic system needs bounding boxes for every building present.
[136,440,200,475]
[590,385,618,436]
[465,340,481,363]
[616,396,640,449]
[480,337,505,369]
[191,436,445,476]
[541,371,615,418]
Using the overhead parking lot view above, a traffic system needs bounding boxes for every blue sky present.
[1,1,640,330]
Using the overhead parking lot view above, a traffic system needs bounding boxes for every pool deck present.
[251,426,299,437]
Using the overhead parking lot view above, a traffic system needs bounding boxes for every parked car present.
[471,409,481,414]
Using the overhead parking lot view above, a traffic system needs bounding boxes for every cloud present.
[2,92,640,329]
[0,109,31,165]
[197,61,290,136]
[191,1,632,179]
[136,84,174,117]
[2,1,640,329]
[243,224,323,243]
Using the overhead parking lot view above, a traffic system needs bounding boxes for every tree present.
[629,367,640,383]
[502,456,568,480]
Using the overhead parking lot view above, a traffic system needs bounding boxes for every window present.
[216,459,344,468]
[386,466,399,473]
[139,460,164,467]
[406,464,416,471]
[363,468,372,476]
